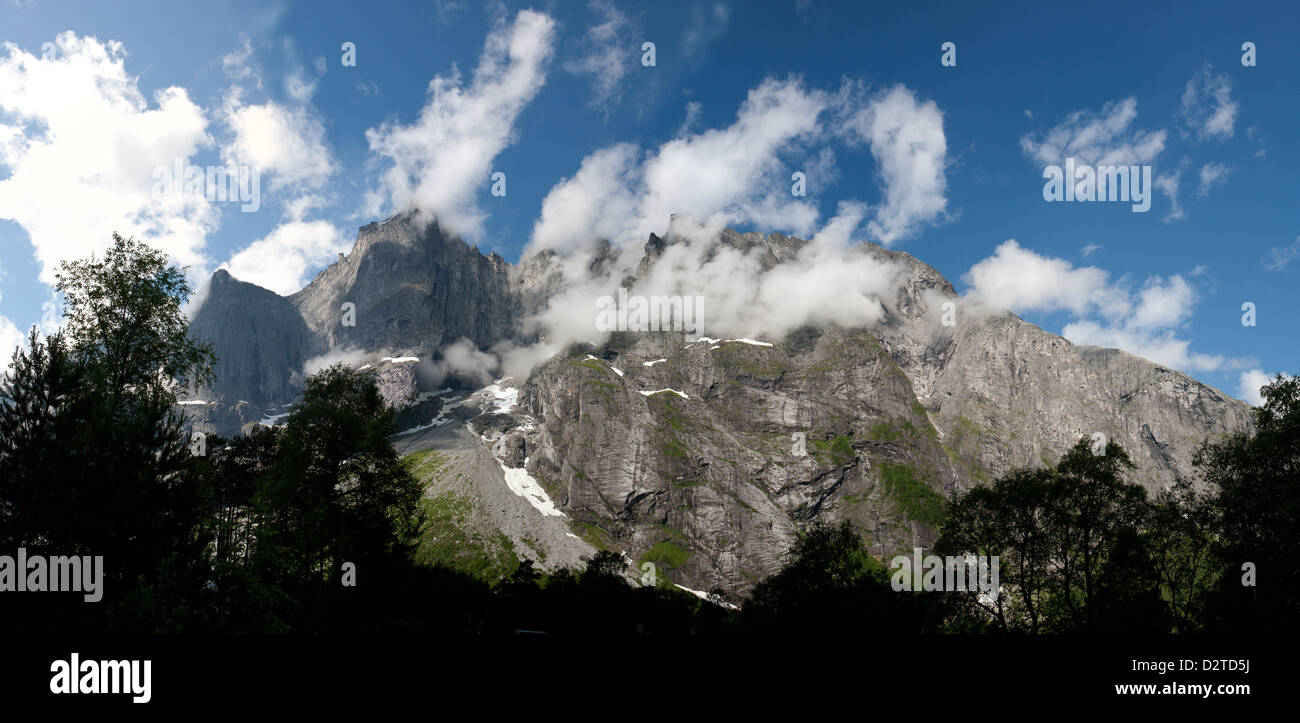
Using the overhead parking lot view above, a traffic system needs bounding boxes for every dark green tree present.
[745,521,931,631]
[937,469,1054,632]
[1196,374,1300,632]
[1045,438,1157,632]
[938,437,1167,633]
[0,234,214,632]
[252,364,424,627]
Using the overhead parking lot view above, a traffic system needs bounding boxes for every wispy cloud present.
[564,0,633,112]
[1263,237,1300,271]
[365,10,557,241]
[1020,97,1166,166]
[1179,63,1238,140]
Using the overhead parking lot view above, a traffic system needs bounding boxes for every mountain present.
[185,213,1254,597]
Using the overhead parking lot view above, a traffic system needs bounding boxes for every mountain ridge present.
[184,212,1254,595]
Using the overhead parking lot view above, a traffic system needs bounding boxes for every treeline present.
[0,236,1294,634]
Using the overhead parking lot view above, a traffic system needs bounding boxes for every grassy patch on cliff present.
[569,521,613,551]
[713,344,789,382]
[880,460,946,527]
[414,491,519,583]
[406,449,450,481]
[810,434,856,466]
[639,541,693,570]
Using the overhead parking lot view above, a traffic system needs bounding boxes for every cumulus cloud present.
[221,36,258,85]
[964,240,1127,319]
[841,85,948,244]
[365,10,557,241]
[1063,319,1225,373]
[964,240,1230,373]
[1180,64,1237,140]
[223,100,333,189]
[1197,161,1231,196]
[529,77,949,255]
[220,218,345,294]
[564,0,632,111]
[1020,97,1166,167]
[211,36,344,297]
[529,77,827,254]
[0,32,216,285]
[1237,369,1289,406]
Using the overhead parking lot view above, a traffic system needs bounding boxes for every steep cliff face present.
[289,212,518,355]
[485,231,1253,597]
[189,216,1253,598]
[189,269,315,404]
[503,327,956,596]
[192,213,523,428]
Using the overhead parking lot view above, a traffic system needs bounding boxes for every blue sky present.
[0,0,1295,401]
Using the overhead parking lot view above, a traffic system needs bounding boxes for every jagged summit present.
[184,213,1253,594]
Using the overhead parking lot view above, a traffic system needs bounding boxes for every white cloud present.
[1020,97,1166,167]
[841,85,949,244]
[1237,369,1289,406]
[303,346,372,377]
[1127,274,1195,331]
[530,76,828,254]
[528,143,641,253]
[509,210,907,380]
[365,10,557,241]
[1263,237,1300,271]
[428,337,499,386]
[0,313,23,372]
[223,100,333,189]
[963,240,1127,319]
[1081,243,1101,257]
[210,37,343,296]
[529,77,948,254]
[564,0,631,111]
[220,218,345,295]
[218,35,334,192]
[683,3,730,57]
[0,32,216,285]
[1155,169,1184,222]
[221,36,258,85]
[639,78,825,239]
[1063,319,1224,373]
[1180,64,1237,140]
[1197,161,1231,196]
[965,240,1230,374]
[284,67,317,105]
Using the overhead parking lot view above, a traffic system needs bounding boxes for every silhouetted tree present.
[0,234,214,632]
[745,521,931,631]
[1196,374,1300,632]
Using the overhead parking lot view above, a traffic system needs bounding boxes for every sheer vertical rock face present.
[189,269,315,405]
[190,216,1253,595]
[289,212,518,355]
